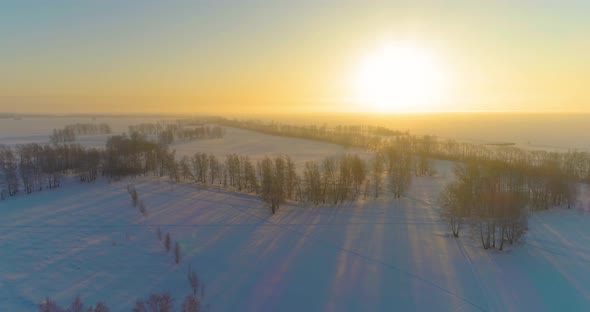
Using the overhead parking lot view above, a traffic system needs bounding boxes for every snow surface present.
[2,117,590,311]
[172,126,372,169]
[0,116,163,147]
[0,117,370,166]
[2,161,590,311]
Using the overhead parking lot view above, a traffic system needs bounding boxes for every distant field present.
[0,117,373,168]
[172,126,373,169]
[0,116,161,148]
[2,114,590,152]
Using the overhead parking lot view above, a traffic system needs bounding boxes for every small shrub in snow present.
[139,200,148,217]
[38,298,63,312]
[131,191,138,207]
[88,302,109,312]
[128,184,138,207]
[39,296,109,312]
[70,295,84,312]
[175,242,182,264]
[132,300,147,312]
[165,232,171,252]
[135,293,174,312]
[182,294,201,312]
[188,266,200,296]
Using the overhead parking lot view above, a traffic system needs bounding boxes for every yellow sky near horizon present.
[1,1,589,114]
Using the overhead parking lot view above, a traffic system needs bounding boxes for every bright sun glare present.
[354,42,447,113]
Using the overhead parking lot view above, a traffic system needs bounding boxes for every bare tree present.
[371,155,383,198]
[302,161,322,204]
[208,154,220,184]
[439,182,465,237]
[258,157,278,213]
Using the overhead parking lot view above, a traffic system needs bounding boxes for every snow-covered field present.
[2,161,590,311]
[0,117,369,166]
[2,117,590,311]
[172,127,371,169]
[0,116,161,148]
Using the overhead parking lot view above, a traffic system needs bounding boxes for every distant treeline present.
[129,122,224,145]
[50,123,112,143]
[218,118,406,149]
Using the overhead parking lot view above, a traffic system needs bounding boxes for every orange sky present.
[1,1,589,114]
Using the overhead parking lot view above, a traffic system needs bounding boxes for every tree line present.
[224,119,585,211]
[177,146,429,213]
[0,143,103,198]
[217,118,399,149]
[0,132,179,199]
[50,123,112,144]
[128,122,224,145]
[2,129,432,214]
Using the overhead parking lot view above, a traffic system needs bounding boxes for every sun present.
[353,42,447,113]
